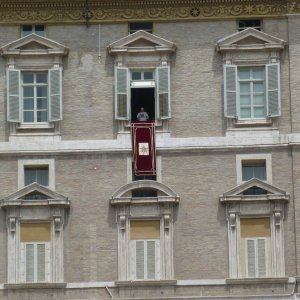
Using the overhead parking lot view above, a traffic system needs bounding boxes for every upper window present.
[24,166,49,186]
[238,20,262,31]
[224,64,280,120]
[21,25,45,37]
[242,160,266,181]
[129,22,153,34]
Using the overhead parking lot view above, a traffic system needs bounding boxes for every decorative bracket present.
[164,214,170,230]
[54,216,62,232]
[274,211,281,227]
[8,217,16,232]
[229,213,237,229]
[119,215,126,231]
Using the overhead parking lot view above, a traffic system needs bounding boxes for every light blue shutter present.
[156,66,171,119]
[266,63,280,117]
[7,69,21,122]
[115,66,129,120]
[224,65,237,118]
[49,68,62,121]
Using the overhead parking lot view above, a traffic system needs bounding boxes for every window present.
[130,220,160,280]
[238,20,262,31]
[20,223,51,283]
[8,68,62,124]
[21,25,45,37]
[24,166,49,186]
[129,22,153,34]
[240,218,271,278]
[224,64,280,120]
[236,154,271,184]
[18,159,55,190]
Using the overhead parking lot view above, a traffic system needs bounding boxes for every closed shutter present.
[20,243,26,282]
[266,63,280,117]
[136,241,145,279]
[26,244,35,282]
[246,239,256,277]
[257,239,267,277]
[115,66,129,120]
[156,66,171,119]
[37,244,46,282]
[7,69,21,122]
[147,241,155,279]
[224,65,237,118]
[49,68,62,121]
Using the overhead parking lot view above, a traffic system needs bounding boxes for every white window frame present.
[18,159,55,190]
[236,154,272,185]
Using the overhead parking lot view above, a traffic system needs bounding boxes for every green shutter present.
[7,69,21,122]
[49,68,62,121]
[224,65,237,118]
[266,63,280,117]
[156,66,171,119]
[115,66,129,120]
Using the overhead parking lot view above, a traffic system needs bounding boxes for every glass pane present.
[23,111,34,122]
[23,73,34,84]
[254,166,266,180]
[23,98,34,110]
[240,83,250,93]
[25,168,36,185]
[37,111,48,122]
[36,168,49,186]
[37,86,47,97]
[23,87,34,97]
[254,107,265,118]
[253,68,264,79]
[22,25,32,37]
[242,166,253,181]
[253,82,264,93]
[253,95,264,105]
[132,72,141,80]
[36,73,47,84]
[37,98,47,110]
[35,25,45,37]
[240,95,251,105]
[239,69,250,79]
[240,107,251,118]
[144,72,153,80]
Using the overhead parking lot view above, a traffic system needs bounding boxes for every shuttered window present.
[130,220,161,280]
[20,223,51,282]
[240,218,271,278]
[224,64,280,119]
[7,68,62,123]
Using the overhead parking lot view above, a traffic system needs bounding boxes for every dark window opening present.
[242,186,268,195]
[242,161,266,181]
[24,166,49,186]
[23,191,49,200]
[131,88,155,122]
[129,22,153,34]
[21,25,45,37]
[238,20,261,31]
[132,188,158,198]
[132,162,156,181]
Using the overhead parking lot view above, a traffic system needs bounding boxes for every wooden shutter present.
[49,67,62,122]
[224,65,237,118]
[156,66,171,119]
[257,239,267,277]
[115,66,129,120]
[7,69,21,122]
[266,63,280,117]
[246,239,256,277]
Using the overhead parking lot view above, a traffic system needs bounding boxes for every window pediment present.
[1,182,70,208]
[108,30,176,55]
[0,33,69,57]
[220,178,289,203]
[216,28,286,52]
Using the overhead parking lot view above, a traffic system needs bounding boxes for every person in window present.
[137,107,149,122]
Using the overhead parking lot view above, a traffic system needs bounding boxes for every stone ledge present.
[226,277,289,285]
[4,282,67,289]
[115,280,177,287]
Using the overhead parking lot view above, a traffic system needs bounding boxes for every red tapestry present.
[131,122,156,176]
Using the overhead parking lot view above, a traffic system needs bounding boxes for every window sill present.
[115,280,177,287]
[226,277,289,285]
[4,282,67,289]
[16,123,54,130]
[234,118,273,127]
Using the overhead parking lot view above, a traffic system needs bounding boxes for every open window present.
[220,178,289,279]
[109,30,176,132]
[110,180,179,281]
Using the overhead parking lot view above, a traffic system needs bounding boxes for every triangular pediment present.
[220,178,289,203]
[0,183,70,208]
[0,33,68,56]
[216,28,285,52]
[108,30,176,54]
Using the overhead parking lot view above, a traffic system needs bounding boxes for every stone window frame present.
[110,180,179,282]
[18,159,55,190]
[236,154,272,185]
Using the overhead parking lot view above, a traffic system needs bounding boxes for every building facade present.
[0,0,299,299]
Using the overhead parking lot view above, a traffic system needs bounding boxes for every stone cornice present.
[0,0,297,24]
